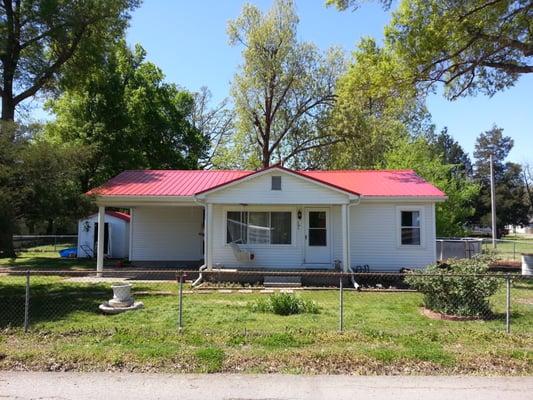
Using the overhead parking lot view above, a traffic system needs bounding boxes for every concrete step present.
[264,275,302,287]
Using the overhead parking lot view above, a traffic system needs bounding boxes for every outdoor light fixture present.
[297,210,302,220]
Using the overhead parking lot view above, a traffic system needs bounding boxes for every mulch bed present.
[488,261,521,272]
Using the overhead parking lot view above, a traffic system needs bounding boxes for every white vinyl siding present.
[206,171,349,204]
[77,214,129,259]
[349,201,436,271]
[130,206,204,261]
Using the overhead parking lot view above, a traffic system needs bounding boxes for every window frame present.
[224,207,295,247]
[396,206,425,248]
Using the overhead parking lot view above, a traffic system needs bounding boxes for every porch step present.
[264,275,302,287]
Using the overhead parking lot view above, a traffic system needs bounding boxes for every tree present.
[427,127,473,176]
[472,125,529,233]
[328,0,533,99]
[0,0,139,123]
[522,162,533,216]
[326,0,392,9]
[383,136,479,236]
[323,37,431,169]
[45,41,207,191]
[191,87,235,169]
[15,138,91,234]
[227,0,344,168]
[0,126,19,256]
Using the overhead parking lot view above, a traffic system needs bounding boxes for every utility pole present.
[490,154,497,249]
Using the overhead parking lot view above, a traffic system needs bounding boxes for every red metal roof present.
[87,210,131,222]
[300,170,446,198]
[88,168,446,199]
[106,211,131,222]
[88,170,251,197]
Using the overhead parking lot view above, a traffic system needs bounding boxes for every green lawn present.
[0,275,531,374]
[0,245,104,270]
[486,237,533,261]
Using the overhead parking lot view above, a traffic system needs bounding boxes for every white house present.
[88,166,446,273]
[77,211,130,259]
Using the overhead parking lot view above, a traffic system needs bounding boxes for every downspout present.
[347,196,361,290]
[192,195,208,287]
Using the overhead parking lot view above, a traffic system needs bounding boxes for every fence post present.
[339,274,344,332]
[513,242,516,260]
[24,270,30,332]
[178,271,184,331]
[505,275,511,334]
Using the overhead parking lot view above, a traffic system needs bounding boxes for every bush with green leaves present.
[250,293,319,315]
[405,256,501,318]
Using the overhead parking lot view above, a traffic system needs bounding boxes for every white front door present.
[304,208,330,264]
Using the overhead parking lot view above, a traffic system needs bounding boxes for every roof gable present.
[195,165,359,198]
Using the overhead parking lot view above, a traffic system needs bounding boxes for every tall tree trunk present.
[1,99,15,122]
[0,209,16,258]
[262,146,270,168]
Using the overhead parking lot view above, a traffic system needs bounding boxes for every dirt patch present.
[420,307,483,321]
[516,298,533,305]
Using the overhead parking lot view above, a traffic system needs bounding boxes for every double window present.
[227,211,292,245]
[400,210,421,245]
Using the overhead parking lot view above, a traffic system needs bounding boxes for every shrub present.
[404,256,501,318]
[250,293,319,315]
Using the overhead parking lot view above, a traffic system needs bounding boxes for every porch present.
[93,202,353,274]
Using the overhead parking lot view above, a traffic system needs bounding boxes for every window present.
[271,176,282,190]
[308,211,327,246]
[227,211,247,244]
[271,212,291,244]
[226,211,291,245]
[400,210,421,245]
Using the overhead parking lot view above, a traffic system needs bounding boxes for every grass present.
[485,237,533,261]
[0,245,106,270]
[0,274,531,374]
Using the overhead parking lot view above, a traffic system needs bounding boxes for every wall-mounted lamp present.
[297,210,302,220]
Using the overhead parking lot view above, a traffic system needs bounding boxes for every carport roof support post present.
[97,206,105,277]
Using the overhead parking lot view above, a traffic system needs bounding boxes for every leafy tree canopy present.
[44,41,207,191]
[383,136,479,236]
[427,127,474,177]
[472,125,529,231]
[328,0,533,99]
[323,37,431,169]
[225,0,344,169]
[0,0,140,122]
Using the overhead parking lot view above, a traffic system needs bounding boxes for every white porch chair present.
[229,240,255,263]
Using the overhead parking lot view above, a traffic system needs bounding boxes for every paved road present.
[1,372,532,400]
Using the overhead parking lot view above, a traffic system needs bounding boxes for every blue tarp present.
[59,247,77,258]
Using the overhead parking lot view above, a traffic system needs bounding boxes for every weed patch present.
[249,293,319,315]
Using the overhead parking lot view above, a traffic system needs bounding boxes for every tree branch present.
[281,138,342,165]
[480,61,533,74]
[13,26,87,105]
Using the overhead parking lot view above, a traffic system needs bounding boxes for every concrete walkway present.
[1,372,532,400]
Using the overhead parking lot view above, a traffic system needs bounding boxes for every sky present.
[123,0,532,165]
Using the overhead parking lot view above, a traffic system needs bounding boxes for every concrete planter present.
[99,283,143,314]
[522,254,533,276]
[109,284,134,307]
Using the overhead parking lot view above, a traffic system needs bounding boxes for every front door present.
[304,208,330,264]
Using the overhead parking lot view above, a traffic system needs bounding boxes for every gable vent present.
[271,176,282,190]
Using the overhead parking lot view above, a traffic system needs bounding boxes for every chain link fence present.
[12,235,78,256]
[1,269,531,334]
[437,237,533,261]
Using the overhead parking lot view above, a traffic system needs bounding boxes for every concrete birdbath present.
[99,284,144,314]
